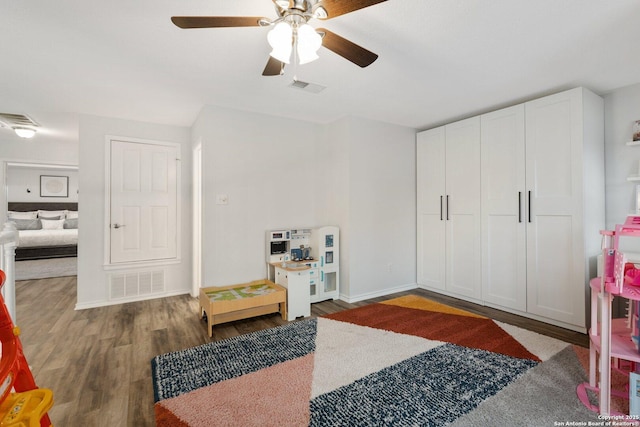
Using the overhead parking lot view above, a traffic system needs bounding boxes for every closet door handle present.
[518,192,522,223]
[446,195,450,221]
[440,195,443,220]
[528,191,532,223]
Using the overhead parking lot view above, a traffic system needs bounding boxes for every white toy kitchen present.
[266,226,340,320]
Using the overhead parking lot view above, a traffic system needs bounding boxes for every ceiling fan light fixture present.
[296,23,322,64]
[13,127,36,139]
[312,5,328,19]
[267,22,293,64]
[274,0,290,8]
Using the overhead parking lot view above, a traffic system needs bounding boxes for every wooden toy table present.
[199,279,287,337]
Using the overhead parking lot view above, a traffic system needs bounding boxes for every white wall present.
[0,136,78,165]
[7,166,78,203]
[193,107,417,301]
[0,136,78,220]
[192,106,322,286]
[76,114,191,308]
[339,117,417,301]
[604,82,640,230]
[316,119,351,295]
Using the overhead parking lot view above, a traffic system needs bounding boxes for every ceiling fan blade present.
[317,28,378,68]
[262,56,285,76]
[317,0,388,19]
[171,16,263,29]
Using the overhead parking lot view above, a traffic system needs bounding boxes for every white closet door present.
[110,140,178,264]
[416,127,446,290]
[444,117,481,299]
[481,105,527,311]
[525,89,585,327]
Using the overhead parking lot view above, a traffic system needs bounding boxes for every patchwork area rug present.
[152,295,601,426]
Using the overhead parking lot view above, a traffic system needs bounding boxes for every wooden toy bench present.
[199,279,287,337]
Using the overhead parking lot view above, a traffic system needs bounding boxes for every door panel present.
[418,213,445,289]
[481,105,526,311]
[123,148,141,191]
[485,216,522,306]
[525,90,585,327]
[446,213,478,297]
[445,117,481,299]
[121,206,141,251]
[445,118,480,214]
[528,101,573,199]
[110,140,178,263]
[152,151,169,192]
[416,128,446,289]
[527,215,578,322]
[150,206,169,249]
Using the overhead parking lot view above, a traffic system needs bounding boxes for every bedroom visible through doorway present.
[5,161,79,280]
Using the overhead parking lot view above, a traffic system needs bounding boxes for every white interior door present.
[110,140,178,264]
[481,105,527,311]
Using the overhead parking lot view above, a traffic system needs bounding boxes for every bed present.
[199,279,287,337]
[7,202,78,261]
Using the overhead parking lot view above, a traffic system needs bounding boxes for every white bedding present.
[18,229,78,248]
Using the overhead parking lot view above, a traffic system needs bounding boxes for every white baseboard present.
[74,289,191,310]
[340,282,418,303]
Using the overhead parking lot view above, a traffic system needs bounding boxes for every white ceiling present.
[1,0,640,145]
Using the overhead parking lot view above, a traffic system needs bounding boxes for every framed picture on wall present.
[634,120,640,142]
[40,175,69,198]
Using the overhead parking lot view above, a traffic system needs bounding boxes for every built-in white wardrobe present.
[417,87,605,332]
[416,117,481,300]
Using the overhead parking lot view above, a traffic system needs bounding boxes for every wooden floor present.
[15,276,588,427]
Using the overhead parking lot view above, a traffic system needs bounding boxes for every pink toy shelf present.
[577,216,640,418]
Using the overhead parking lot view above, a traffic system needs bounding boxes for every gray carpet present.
[450,345,600,426]
[15,257,77,280]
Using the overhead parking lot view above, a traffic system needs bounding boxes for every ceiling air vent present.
[288,80,326,94]
[0,113,39,129]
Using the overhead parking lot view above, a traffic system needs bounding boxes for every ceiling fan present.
[171,0,387,76]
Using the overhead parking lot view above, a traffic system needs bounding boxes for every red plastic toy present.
[0,269,53,426]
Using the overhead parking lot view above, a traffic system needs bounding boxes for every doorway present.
[5,161,79,280]
[192,143,202,297]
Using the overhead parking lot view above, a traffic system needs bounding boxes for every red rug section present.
[155,406,189,427]
[324,303,541,361]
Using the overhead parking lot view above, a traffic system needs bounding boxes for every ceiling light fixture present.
[13,127,36,139]
[296,23,322,64]
[267,22,293,63]
[267,15,322,65]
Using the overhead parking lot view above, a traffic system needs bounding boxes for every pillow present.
[38,215,61,220]
[8,211,38,220]
[38,210,66,219]
[11,218,42,230]
[63,218,78,229]
[40,219,65,230]
[65,210,78,219]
